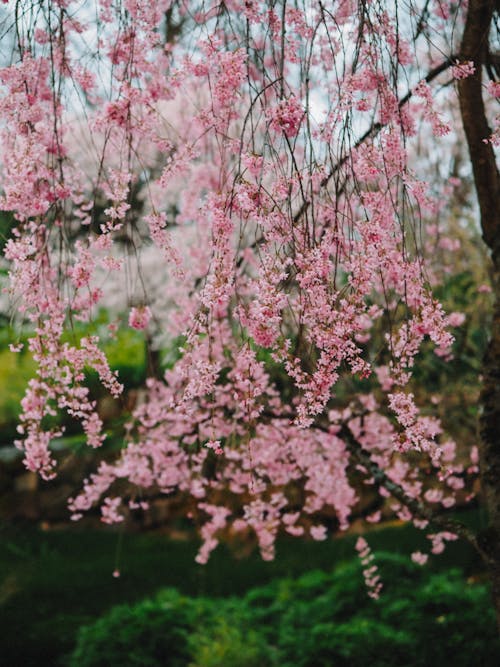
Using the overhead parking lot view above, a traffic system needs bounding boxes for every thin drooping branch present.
[236,55,458,264]
[292,55,457,225]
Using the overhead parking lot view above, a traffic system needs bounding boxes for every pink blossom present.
[310,525,327,541]
[128,306,152,330]
[451,61,475,80]
[411,551,428,566]
[356,537,382,599]
[0,0,481,577]
[268,96,304,137]
[447,312,465,327]
[205,439,224,455]
[487,81,500,98]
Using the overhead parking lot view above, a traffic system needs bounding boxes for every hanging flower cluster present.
[0,0,476,571]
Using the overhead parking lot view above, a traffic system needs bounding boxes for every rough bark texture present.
[458,0,500,629]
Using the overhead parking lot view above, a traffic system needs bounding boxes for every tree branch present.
[337,423,482,552]
[263,410,483,557]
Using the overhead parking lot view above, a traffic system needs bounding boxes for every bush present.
[68,589,209,667]
[69,591,274,667]
[262,553,500,667]
[70,553,500,667]
[189,612,276,667]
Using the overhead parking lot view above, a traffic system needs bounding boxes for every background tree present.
[1,0,499,620]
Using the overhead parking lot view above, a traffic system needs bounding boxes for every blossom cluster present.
[0,0,477,579]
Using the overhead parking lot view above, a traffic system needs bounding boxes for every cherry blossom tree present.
[1,0,500,620]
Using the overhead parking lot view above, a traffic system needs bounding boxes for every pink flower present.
[487,81,500,98]
[451,61,475,80]
[268,96,304,137]
[411,551,428,566]
[205,439,224,455]
[447,312,465,327]
[356,537,382,598]
[310,525,327,540]
[105,100,130,127]
[128,306,152,330]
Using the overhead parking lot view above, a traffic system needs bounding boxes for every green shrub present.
[69,589,210,667]
[279,617,413,667]
[70,553,500,667]
[69,591,275,667]
[264,554,500,667]
[189,612,276,667]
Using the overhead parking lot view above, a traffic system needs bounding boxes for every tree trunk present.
[458,0,500,628]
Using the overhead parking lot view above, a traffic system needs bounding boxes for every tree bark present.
[458,0,500,629]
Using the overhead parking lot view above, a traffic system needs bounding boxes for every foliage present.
[69,590,274,667]
[69,553,500,667]
[0,524,344,667]
[0,346,36,444]
[186,610,275,667]
[69,589,208,667]
[271,554,500,667]
[0,514,486,666]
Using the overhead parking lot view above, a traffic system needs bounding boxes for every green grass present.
[0,510,486,666]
